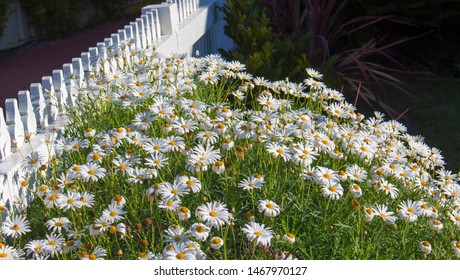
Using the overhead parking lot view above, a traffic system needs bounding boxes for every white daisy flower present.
[101,203,126,223]
[209,237,224,250]
[45,217,72,234]
[371,204,397,225]
[398,200,422,222]
[79,163,106,182]
[21,151,44,172]
[419,241,432,255]
[265,142,292,162]
[238,175,263,191]
[195,201,230,230]
[242,222,274,247]
[321,183,344,200]
[163,243,196,260]
[258,200,281,217]
[1,215,31,238]
[81,246,107,260]
[189,223,211,241]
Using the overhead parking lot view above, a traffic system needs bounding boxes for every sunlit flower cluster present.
[1,40,459,260]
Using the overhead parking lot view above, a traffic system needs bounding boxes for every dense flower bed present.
[0,46,459,260]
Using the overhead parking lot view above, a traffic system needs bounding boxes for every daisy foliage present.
[1,44,459,260]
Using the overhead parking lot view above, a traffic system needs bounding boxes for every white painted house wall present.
[0,0,233,213]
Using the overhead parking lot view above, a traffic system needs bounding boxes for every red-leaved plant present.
[223,0,428,117]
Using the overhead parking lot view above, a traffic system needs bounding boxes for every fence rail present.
[0,0,233,211]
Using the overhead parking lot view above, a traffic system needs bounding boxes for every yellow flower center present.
[171,189,179,195]
[89,254,97,260]
[11,225,20,231]
[88,169,96,175]
[379,213,387,219]
[0,253,7,258]
[422,241,430,247]
[176,252,185,260]
[328,186,337,192]
[323,173,331,179]
[196,225,205,233]
[110,211,117,217]
[254,231,262,236]
[209,211,217,217]
[266,203,274,209]
[276,148,284,154]
[55,221,63,227]
[407,208,414,213]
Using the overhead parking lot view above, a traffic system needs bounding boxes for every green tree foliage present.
[0,0,11,38]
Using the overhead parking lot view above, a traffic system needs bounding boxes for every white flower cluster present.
[1,43,458,260]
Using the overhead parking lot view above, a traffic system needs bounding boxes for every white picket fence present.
[0,0,233,211]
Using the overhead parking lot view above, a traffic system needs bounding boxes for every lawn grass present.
[400,78,460,173]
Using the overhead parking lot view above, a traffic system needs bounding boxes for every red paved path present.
[0,19,131,109]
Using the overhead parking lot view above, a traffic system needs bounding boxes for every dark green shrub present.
[0,0,11,38]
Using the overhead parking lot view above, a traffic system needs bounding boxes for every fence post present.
[29,83,48,129]
[152,9,161,41]
[5,98,25,149]
[0,108,12,161]
[18,90,38,135]
[62,63,76,107]
[52,70,69,113]
[142,3,180,37]
[141,15,152,47]
[80,52,92,82]
[41,76,59,122]
[130,21,142,50]
[72,57,84,88]
[97,42,109,76]
[136,18,147,49]
[88,47,100,76]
